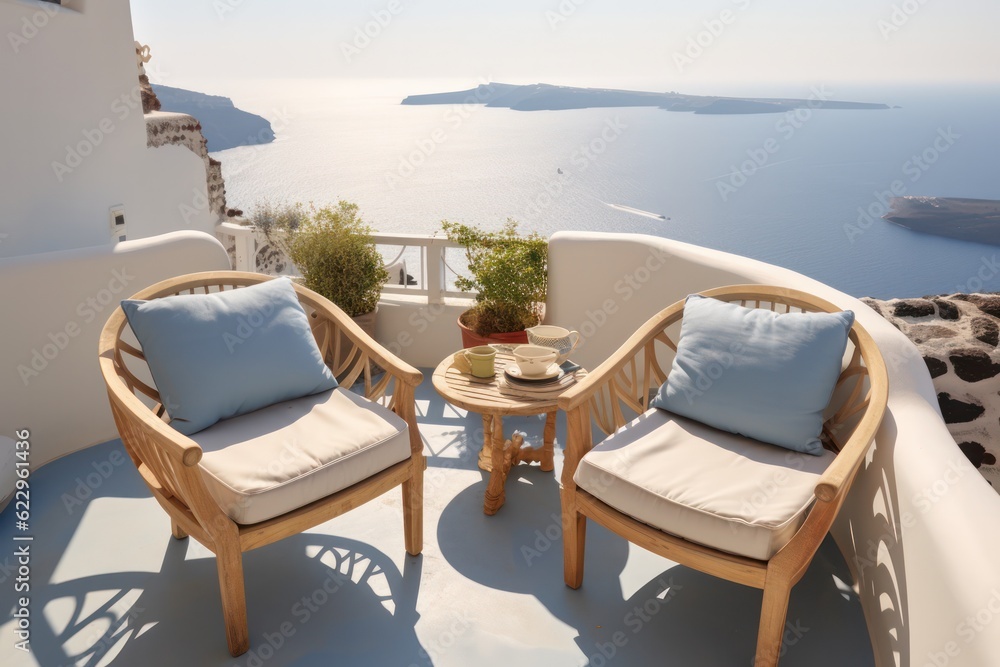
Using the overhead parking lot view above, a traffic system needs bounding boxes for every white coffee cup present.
[526,325,581,363]
[512,345,559,376]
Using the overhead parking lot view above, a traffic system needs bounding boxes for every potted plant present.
[285,201,388,337]
[249,201,388,339]
[442,219,547,348]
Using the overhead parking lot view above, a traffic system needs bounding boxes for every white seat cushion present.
[190,388,411,524]
[574,409,834,560]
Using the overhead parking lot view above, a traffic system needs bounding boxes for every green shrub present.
[262,201,388,318]
[244,201,310,274]
[245,200,309,240]
[442,219,547,335]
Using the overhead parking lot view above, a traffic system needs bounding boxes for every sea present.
[210,78,1000,299]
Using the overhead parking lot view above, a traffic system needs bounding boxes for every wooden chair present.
[557,285,888,667]
[97,271,425,657]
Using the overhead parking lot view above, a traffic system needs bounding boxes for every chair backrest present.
[100,271,398,419]
[582,284,888,503]
[97,271,408,530]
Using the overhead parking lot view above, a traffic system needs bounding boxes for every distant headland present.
[401,82,891,114]
[884,197,1000,246]
[152,84,274,152]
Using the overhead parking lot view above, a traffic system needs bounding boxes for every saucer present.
[505,363,563,381]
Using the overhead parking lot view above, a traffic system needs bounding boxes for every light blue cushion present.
[121,277,337,435]
[650,295,854,455]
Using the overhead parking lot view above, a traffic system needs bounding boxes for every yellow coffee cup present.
[454,346,497,378]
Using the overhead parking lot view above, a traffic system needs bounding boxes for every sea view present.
[213,79,1000,299]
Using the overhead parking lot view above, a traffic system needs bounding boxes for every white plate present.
[505,363,563,381]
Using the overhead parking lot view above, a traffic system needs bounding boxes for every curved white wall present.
[546,231,1000,667]
[0,0,217,259]
[0,231,231,470]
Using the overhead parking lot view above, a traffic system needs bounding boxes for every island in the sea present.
[884,197,1000,246]
[152,84,274,152]
[401,82,890,114]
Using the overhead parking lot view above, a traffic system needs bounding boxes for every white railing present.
[216,221,472,304]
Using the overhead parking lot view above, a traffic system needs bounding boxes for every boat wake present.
[600,201,667,220]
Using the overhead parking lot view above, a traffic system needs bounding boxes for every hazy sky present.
[130,0,1000,92]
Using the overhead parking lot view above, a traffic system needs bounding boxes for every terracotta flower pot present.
[457,311,529,348]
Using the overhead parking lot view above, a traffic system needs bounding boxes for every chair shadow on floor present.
[436,468,875,666]
[27,534,425,667]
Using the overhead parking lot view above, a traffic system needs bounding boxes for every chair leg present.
[561,487,587,589]
[170,519,188,540]
[402,462,424,556]
[215,535,249,657]
[754,573,793,667]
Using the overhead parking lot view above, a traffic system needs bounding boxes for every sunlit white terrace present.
[3,230,998,667]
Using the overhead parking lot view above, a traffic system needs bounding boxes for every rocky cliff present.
[864,294,1000,489]
[152,85,274,153]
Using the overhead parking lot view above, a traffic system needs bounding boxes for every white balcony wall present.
[0,0,217,259]
[0,231,230,471]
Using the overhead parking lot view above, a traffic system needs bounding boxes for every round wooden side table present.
[431,350,585,515]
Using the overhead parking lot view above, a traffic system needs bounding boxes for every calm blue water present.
[214,80,1000,299]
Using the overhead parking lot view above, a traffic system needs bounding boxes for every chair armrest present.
[814,326,890,503]
[98,313,204,467]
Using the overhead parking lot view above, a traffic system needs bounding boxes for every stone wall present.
[136,42,229,222]
[864,294,1000,490]
[145,113,227,219]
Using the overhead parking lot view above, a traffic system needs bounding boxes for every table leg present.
[541,411,556,472]
[477,413,493,472]
[483,416,510,515]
